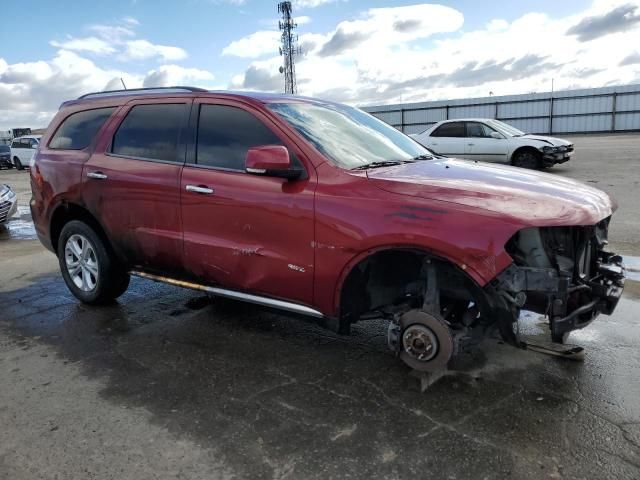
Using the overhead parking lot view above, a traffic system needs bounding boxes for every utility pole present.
[278,1,301,94]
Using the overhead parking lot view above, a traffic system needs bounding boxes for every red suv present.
[30,87,625,372]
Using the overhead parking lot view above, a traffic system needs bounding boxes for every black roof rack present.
[78,86,208,100]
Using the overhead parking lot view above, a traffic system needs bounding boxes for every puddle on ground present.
[0,206,37,241]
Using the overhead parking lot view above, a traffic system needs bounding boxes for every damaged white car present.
[410,118,573,169]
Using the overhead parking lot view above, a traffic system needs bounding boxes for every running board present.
[130,271,324,319]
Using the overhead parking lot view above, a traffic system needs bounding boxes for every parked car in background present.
[0,184,18,225]
[10,135,41,170]
[30,88,624,374]
[0,145,12,169]
[410,119,573,169]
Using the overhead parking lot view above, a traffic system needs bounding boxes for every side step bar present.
[130,271,325,319]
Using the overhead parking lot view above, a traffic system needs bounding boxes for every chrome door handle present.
[467,143,475,146]
[186,185,214,195]
[87,171,108,180]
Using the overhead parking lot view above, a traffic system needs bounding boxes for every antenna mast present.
[278,1,301,94]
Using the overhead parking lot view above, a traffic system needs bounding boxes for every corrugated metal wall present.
[362,83,640,135]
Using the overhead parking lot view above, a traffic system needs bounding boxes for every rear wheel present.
[512,150,541,169]
[13,157,23,170]
[57,220,130,304]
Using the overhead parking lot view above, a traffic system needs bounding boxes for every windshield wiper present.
[412,154,433,160]
[351,160,413,170]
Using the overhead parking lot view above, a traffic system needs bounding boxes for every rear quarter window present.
[49,107,116,150]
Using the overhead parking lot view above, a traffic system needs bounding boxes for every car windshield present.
[0,145,10,153]
[486,119,526,137]
[268,102,432,169]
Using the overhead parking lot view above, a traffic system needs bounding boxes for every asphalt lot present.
[1,134,639,479]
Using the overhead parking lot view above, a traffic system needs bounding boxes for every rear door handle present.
[87,171,108,180]
[468,143,475,146]
[186,185,214,195]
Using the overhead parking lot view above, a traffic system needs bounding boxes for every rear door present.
[464,121,508,162]
[83,98,191,273]
[427,121,465,157]
[180,98,316,305]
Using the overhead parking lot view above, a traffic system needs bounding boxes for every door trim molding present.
[130,270,324,318]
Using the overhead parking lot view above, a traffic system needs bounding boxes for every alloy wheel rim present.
[64,234,99,292]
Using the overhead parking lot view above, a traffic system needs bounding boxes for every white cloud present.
[294,0,344,8]
[222,31,281,58]
[51,19,188,63]
[0,50,215,129]
[121,40,188,62]
[50,36,116,56]
[143,65,215,87]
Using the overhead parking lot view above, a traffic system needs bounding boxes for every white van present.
[10,135,41,170]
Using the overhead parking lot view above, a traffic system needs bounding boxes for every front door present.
[464,121,509,162]
[180,99,316,306]
[83,99,191,273]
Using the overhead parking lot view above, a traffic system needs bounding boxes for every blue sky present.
[1,0,640,128]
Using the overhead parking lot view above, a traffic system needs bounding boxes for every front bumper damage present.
[540,144,574,167]
[494,218,625,341]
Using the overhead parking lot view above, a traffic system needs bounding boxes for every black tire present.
[57,220,130,305]
[512,150,542,169]
[14,157,24,170]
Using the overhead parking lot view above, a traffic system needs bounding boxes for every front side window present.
[50,108,116,150]
[112,104,185,162]
[268,102,430,169]
[432,122,464,138]
[466,122,496,138]
[11,140,19,148]
[196,104,285,170]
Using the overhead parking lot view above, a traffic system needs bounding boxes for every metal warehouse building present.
[362,83,640,136]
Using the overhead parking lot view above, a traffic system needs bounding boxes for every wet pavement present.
[1,136,640,479]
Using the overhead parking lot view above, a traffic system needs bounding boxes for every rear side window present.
[50,107,116,150]
[112,104,186,162]
[196,104,284,170]
[431,122,464,137]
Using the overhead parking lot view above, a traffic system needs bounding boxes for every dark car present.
[29,87,625,373]
[0,145,12,169]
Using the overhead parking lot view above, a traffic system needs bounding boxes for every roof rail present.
[78,86,208,100]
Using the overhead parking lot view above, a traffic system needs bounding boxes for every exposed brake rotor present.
[389,309,454,372]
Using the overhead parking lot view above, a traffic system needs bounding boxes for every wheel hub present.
[402,324,438,362]
[391,309,455,372]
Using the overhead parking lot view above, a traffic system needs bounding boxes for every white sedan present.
[410,119,573,169]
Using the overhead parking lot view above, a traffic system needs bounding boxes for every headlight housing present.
[0,188,16,202]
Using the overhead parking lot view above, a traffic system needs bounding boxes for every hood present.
[366,158,615,227]
[518,134,571,146]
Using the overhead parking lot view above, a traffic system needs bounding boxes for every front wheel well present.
[50,203,113,257]
[338,248,494,329]
[510,146,541,162]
